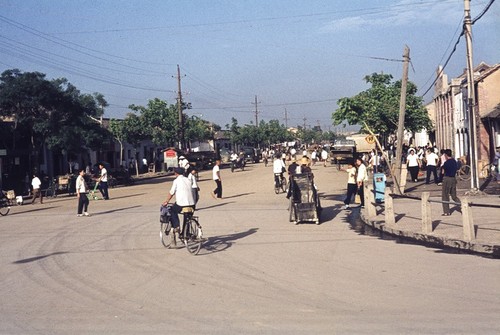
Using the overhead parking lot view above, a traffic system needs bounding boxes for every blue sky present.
[0,0,498,131]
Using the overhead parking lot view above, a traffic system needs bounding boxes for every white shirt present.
[273,158,285,174]
[169,175,195,207]
[407,154,419,167]
[31,177,42,190]
[188,172,198,189]
[179,158,190,170]
[346,167,357,184]
[100,167,108,182]
[356,163,368,183]
[426,152,439,166]
[76,175,88,193]
[321,150,328,160]
[212,165,220,180]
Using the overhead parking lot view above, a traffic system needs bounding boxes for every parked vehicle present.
[330,140,356,170]
[240,146,260,163]
[185,151,218,170]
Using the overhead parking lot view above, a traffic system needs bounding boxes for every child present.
[342,162,358,210]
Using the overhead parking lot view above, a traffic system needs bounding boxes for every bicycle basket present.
[160,205,172,223]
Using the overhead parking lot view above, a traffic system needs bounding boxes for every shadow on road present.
[199,228,258,255]
[13,251,69,264]
[221,192,254,200]
[95,205,142,215]
[6,206,61,216]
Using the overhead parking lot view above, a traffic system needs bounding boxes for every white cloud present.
[320,0,463,33]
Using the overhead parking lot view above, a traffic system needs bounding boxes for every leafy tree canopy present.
[332,73,432,136]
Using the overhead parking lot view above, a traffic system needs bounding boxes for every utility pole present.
[394,45,410,195]
[464,0,479,191]
[176,64,184,150]
[284,108,288,128]
[303,117,307,129]
[252,95,260,126]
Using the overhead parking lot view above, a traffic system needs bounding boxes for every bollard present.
[365,182,376,218]
[421,192,432,234]
[462,197,475,242]
[384,187,396,227]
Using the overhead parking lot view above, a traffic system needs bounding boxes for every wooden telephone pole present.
[176,64,184,150]
[394,46,410,194]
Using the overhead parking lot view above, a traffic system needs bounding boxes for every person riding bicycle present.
[162,167,195,234]
[273,154,286,188]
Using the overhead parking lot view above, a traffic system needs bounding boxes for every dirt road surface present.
[1,162,499,334]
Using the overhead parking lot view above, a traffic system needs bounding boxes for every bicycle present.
[43,178,58,198]
[481,163,498,180]
[0,191,11,216]
[160,204,203,255]
[274,173,287,194]
[456,164,471,181]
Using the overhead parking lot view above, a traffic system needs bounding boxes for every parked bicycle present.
[160,204,203,255]
[0,190,11,216]
[456,164,471,181]
[481,163,498,180]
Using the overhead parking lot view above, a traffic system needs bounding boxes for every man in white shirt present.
[98,163,110,200]
[162,167,195,230]
[273,154,286,188]
[212,160,222,199]
[178,156,190,173]
[356,157,368,208]
[425,149,439,184]
[31,174,43,204]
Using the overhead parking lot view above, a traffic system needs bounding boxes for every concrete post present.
[462,197,475,241]
[384,187,396,227]
[421,192,433,234]
[365,182,376,218]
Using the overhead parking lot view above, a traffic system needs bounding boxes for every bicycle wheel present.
[183,217,202,255]
[458,164,471,181]
[280,177,287,193]
[481,164,492,179]
[160,220,173,248]
[0,202,10,216]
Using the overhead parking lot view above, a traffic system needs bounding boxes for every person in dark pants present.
[98,163,110,200]
[356,157,368,208]
[76,169,90,217]
[342,162,358,209]
[441,149,460,216]
[211,160,222,199]
[425,148,439,184]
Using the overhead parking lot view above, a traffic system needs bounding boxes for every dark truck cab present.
[330,140,356,169]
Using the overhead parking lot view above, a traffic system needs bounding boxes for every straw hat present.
[300,157,310,166]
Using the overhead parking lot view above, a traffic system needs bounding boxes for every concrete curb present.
[359,212,500,258]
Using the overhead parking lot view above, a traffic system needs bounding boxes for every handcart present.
[288,173,321,224]
[87,181,102,200]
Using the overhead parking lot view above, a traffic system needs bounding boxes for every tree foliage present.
[332,73,432,137]
[0,69,108,158]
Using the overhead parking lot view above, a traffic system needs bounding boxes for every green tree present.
[332,73,432,138]
[0,69,108,171]
[129,98,178,147]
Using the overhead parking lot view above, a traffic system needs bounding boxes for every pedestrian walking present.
[425,148,439,184]
[188,167,200,207]
[441,149,461,216]
[98,163,110,200]
[342,162,357,210]
[321,148,328,167]
[31,174,43,204]
[406,148,421,182]
[212,160,222,199]
[356,157,368,208]
[76,169,90,217]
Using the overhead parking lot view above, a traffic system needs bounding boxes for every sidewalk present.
[360,175,500,257]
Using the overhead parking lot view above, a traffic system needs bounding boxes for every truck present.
[346,134,376,154]
[330,140,356,170]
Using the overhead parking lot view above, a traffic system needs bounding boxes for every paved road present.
[1,162,499,334]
